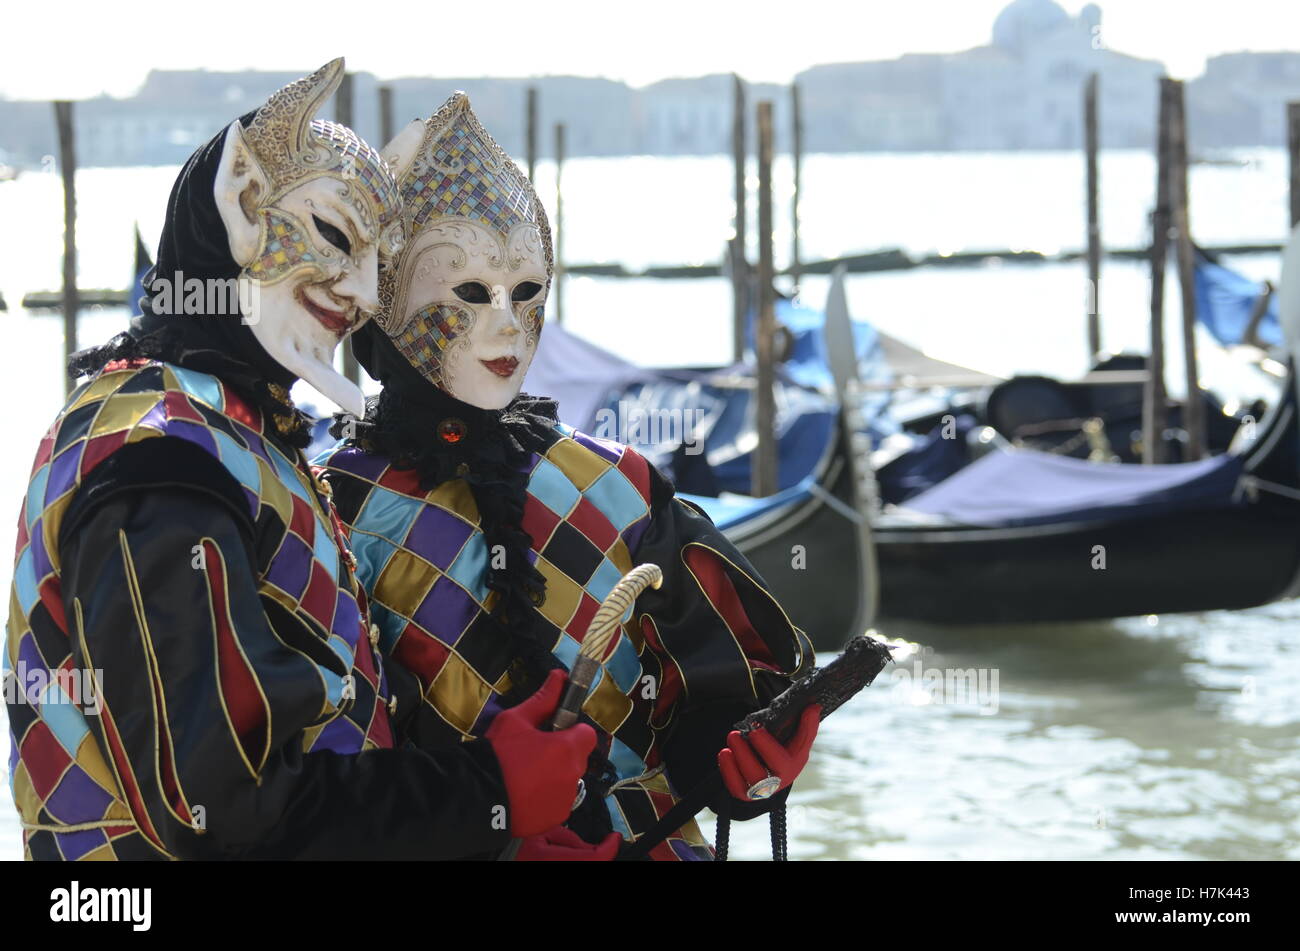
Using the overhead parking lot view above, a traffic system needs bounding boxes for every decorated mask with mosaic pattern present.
[213,58,405,418]
[374,93,551,410]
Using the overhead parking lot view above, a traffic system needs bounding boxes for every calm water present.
[1,150,1297,860]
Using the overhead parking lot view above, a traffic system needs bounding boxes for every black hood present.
[350,318,436,405]
[70,116,310,445]
[135,113,294,389]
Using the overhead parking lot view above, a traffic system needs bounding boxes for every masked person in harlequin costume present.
[315,94,822,861]
[4,61,597,861]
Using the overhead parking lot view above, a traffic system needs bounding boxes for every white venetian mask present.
[372,94,552,410]
[212,58,405,418]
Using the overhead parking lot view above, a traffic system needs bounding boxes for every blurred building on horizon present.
[1,0,1297,168]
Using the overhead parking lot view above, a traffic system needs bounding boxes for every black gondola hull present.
[716,422,877,651]
[876,498,1300,624]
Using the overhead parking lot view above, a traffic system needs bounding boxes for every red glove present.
[486,670,596,837]
[515,826,622,861]
[718,704,820,802]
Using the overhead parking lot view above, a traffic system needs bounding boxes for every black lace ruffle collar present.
[68,327,313,449]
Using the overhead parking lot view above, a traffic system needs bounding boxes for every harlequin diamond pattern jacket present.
[316,422,813,861]
[5,360,517,860]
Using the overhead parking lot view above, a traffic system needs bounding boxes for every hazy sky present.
[4,0,1295,99]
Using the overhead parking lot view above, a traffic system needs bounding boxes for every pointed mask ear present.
[214,121,271,267]
[381,119,428,182]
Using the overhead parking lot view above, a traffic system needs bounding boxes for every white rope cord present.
[807,482,865,524]
[1236,474,1300,503]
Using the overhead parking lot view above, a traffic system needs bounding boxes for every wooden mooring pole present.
[1143,80,1172,465]
[732,75,748,364]
[379,85,395,148]
[336,71,354,131]
[553,122,566,325]
[1084,72,1101,361]
[791,82,804,295]
[526,86,538,182]
[1168,78,1207,461]
[753,101,778,498]
[54,101,78,395]
[1289,101,1300,229]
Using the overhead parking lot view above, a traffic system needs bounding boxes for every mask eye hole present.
[511,281,543,302]
[312,214,352,255]
[453,281,492,304]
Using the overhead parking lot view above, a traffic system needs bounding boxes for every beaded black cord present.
[770,804,788,861]
[714,803,789,861]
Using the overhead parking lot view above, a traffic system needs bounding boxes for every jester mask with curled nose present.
[212,58,405,418]
[373,93,553,410]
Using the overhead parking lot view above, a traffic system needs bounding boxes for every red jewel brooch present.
[438,418,467,445]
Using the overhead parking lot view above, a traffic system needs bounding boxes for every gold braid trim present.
[22,819,135,833]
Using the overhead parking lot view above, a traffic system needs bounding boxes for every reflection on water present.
[719,605,1300,860]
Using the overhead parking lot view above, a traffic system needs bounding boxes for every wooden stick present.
[379,85,395,148]
[1168,78,1206,461]
[732,74,748,364]
[1084,72,1101,361]
[753,101,778,498]
[1143,79,1172,465]
[553,122,565,326]
[1243,281,1274,348]
[336,73,360,387]
[1289,101,1300,229]
[336,71,354,128]
[526,86,538,182]
[791,82,804,294]
[54,101,77,396]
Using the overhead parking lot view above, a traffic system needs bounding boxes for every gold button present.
[388,696,398,715]
[368,623,381,648]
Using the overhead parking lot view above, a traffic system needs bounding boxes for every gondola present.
[873,233,1300,624]
[876,247,1283,480]
[524,233,1300,631]
[874,362,1300,623]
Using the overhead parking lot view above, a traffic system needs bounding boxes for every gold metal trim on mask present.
[239,58,404,247]
[242,58,346,192]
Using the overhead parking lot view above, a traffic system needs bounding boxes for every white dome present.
[992,0,1070,53]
